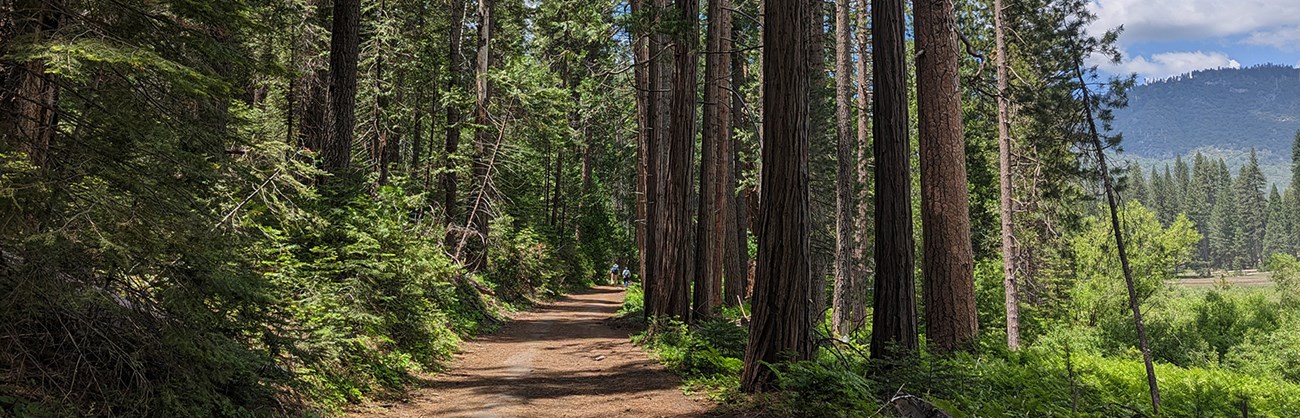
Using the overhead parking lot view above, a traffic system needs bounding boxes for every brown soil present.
[348,286,710,418]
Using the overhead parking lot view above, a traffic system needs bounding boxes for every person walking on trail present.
[609,263,620,285]
[621,267,632,287]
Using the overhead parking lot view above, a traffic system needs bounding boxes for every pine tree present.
[1128,163,1149,206]
[1236,149,1267,267]
[915,0,978,353]
[1290,131,1300,255]
[1188,153,1214,263]
[1149,166,1169,224]
[1173,155,1190,216]
[1263,185,1291,258]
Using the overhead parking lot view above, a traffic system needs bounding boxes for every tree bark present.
[696,0,732,318]
[722,15,747,308]
[323,0,361,173]
[869,0,918,359]
[466,0,493,271]
[740,0,813,391]
[1,0,60,168]
[632,0,653,304]
[830,0,856,337]
[651,0,698,320]
[915,0,978,354]
[295,0,330,155]
[852,0,872,332]
[643,0,671,318]
[443,0,467,229]
[993,0,1021,351]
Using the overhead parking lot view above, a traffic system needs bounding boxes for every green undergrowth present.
[1,171,600,417]
[627,294,1300,417]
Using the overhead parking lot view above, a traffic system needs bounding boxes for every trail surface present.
[350,286,708,418]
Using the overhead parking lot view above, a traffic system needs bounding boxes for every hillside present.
[1112,65,1300,160]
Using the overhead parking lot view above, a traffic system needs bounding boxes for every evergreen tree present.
[1263,185,1291,258]
[1128,163,1149,206]
[1150,165,1171,225]
[1236,148,1267,267]
[1291,131,1300,255]
[1188,153,1214,263]
[1173,155,1190,215]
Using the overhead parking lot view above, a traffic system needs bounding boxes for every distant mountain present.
[1111,65,1300,161]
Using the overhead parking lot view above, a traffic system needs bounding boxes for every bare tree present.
[466,0,494,271]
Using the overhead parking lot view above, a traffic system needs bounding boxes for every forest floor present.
[348,286,713,418]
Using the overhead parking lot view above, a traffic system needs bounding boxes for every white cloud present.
[1088,0,1300,44]
[1242,25,1300,51]
[1094,50,1241,81]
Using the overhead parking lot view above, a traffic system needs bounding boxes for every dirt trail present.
[349,286,708,418]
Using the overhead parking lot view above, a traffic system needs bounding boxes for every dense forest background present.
[2,0,1300,416]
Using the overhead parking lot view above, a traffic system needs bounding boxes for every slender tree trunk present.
[411,93,424,173]
[552,146,564,226]
[643,0,670,318]
[632,0,653,298]
[651,0,698,320]
[994,0,1021,351]
[852,0,872,331]
[696,0,732,318]
[443,0,467,230]
[740,0,813,391]
[915,0,978,354]
[467,0,493,271]
[1076,63,1161,415]
[869,0,917,359]
[722,13,746,308]
[323,0,361,173]
[830,0,856,337]
[296,0,330,155]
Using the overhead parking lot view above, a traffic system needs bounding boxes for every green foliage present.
[1070,201,1200,325]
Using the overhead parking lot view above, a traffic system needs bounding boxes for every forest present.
[2,0,1299,416]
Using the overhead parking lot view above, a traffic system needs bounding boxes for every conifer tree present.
[1236,149,1267,266]
[1264,185,1291,258]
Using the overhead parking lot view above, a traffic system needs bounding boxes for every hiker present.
[610,263,620,285]
[621,267,632,287]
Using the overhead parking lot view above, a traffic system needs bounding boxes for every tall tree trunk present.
[915,0,978,354]
[2,0,60,168]
[643,0,671,318]
[994,0,1021,351]
[443,0,467,230]
[696,0,732,318]
[722,12,746,308]
[466,0,493,271]
[295,0,330,154]
[1076,63,1161,415]
[324,0,361,173]
[632,0,653,299]
[830,0,855,337]
[851,0,872,331]
[651,0,698,320]
[740,0,813,391]
[869,0,917,359]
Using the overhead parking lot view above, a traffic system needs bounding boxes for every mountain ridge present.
[1111,64,1300,162]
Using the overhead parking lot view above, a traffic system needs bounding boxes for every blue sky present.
[1086,0,1300,81]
